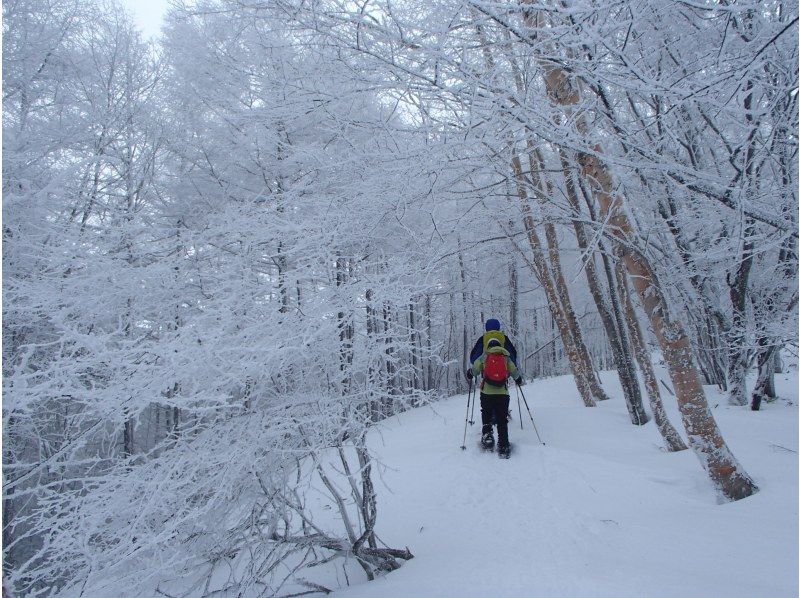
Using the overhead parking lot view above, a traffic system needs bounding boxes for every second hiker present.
[466,338,523,458]
[469,318,518,367]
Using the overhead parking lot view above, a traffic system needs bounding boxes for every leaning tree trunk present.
[510,149,596,407]
[530,4,757,499]
[558,151,647,419]
[527,144,609,404]
[616,261,688,451]
[477,22,597,406]
[523,145,609,403]
[542,219,611,403]
[580,145,757,500]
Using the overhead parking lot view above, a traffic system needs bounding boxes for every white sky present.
[121,0,170,40]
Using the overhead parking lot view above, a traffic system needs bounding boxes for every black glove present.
[515,377,524,386]
[465,368,474,381]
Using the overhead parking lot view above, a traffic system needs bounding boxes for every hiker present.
[469,318,518,367]
[466,338,523,458]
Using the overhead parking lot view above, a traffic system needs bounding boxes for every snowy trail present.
[337,371,799,598]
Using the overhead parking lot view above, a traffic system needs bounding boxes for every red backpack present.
[483,352,508,387]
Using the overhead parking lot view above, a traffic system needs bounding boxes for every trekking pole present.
[517,385,545,446]
[517,391,523,430]
[461,379,473,450]
[469,378,477,425]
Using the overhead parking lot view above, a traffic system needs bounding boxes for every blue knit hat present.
[485,318,501,331]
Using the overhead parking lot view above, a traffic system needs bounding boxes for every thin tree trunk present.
[383,302,396,414]
[560,153,645,415]
[275,123,290,314]
[509,260,519,338]
[601,248,649,423]
[751,343,777,411]
[543,220,611,403]
[617,262,687,451]
[366,287,381,419]
[509,150,595,407]
[408,300,421,394]
[123,417,134,457]
[529,4,757,498]
[425,294,434,391]
[336,257,353,394]
[727,217,756,406]
[580,145,757,500]
[458,244,470,377]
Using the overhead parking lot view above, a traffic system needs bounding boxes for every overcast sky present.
[121,0,170,39]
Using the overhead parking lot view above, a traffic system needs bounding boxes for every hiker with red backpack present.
[466,337,523,458]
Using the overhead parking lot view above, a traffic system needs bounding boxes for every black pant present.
[480,393,510,447]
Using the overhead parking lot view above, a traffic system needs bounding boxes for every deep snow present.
[337,367,799,598]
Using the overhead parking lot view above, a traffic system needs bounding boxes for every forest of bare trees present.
[3,0,797,595]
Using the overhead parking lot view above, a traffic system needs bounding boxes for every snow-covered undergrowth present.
[337,367,798,598]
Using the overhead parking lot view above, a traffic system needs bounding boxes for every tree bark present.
[526,2,756,499]
[559,152,646,417]
[458,243,470,377]
[727,217,756,406]
[509,150,596,407]
[509,260,519,338]
[580,146,757,499]
[408,300,422,394]
[425,294,434,391]
[751,343,777,411]
[617,262,687,451]
[336,257,354,395]
[543,220,611,403]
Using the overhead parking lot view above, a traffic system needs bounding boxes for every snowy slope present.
[337,368,799,598]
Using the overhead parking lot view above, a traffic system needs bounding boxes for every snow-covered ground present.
[338,367,799,598]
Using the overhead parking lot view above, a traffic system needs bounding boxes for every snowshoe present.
[498,443,512,459]
[481,433,495,451]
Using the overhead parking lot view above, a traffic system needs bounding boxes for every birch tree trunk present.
[581,146,757,500]
[478,21,600,405]
[530,5,757,500]
[560,154,646,418]
[509,150,596,407]
[543,220,611,403]
[616,262,688,451]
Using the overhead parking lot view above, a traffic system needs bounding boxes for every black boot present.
[481,432,495,450]
[498,443,511,459]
